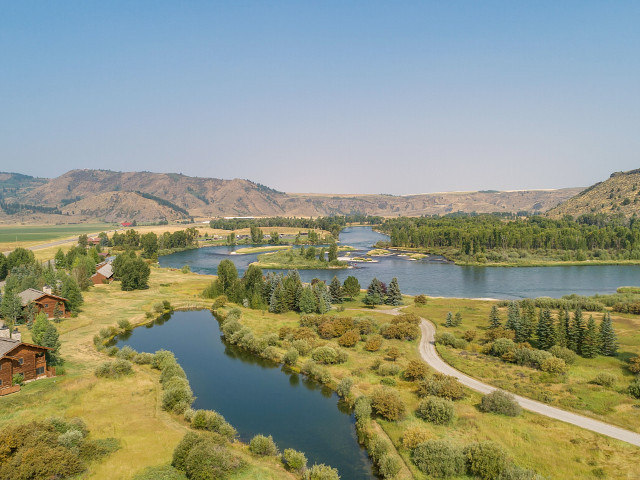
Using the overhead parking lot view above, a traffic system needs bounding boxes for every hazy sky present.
[1,2,639,194]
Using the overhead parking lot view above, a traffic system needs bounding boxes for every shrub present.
[354,396,372,424]
[94,359,133,379]
[463,330,477,342]
[12,373,24,386]
[58,429,84,451]
[337,329,360,347]
[132,465,186,480]
[491,338,516,357]
[367,435,389,463]
[480,391,521,416]
[364,334,383,351]
[402,425,431,449]
[415,397,455,425]
[336,377,353,398]
[379,453,402,479]
[414,294,428,305]
[303,464,340,480]
[514,348,552,369]
[382,322,419,340]
[404,360,429,381]
[591,372,616,387]
[499,465,545,480]
[78,437,120,463]
[371,388,406,421]
[172,432,202,471]
[249,434,278,456]
[162,380,194,414]
[283,448,307,473]
[211,295,228,310]
[378,363,401,376]
[184,440,244,479]
[152,350,177,370]
[628,356,640,374]
[283,348,299,365]
[540,357,568,374]
[417,374,465,400]
[381,377,396,386]
[465,441,509,480]
[629,378,640,399]
[434,332,458,347]
[160,363,187,384]
[411,439,466,477]
[549,345,577,365]
[133,352,154,364]
[107,346,119,357]
[117,319,133,331]
[292,339,312,356]
[190,410,237,440]
[311,345,347,364]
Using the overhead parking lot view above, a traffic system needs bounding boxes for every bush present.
[402,425,431,449]
[465,441,509,480]
[283,448,307,472]
[480,390,521,416]
[133,465,187,480]
[463,330,477,342]
[107,346,119,356]
[183,440,244,479]
[377,363,401,376]
[591,372,616,387]
[416,397,455,425]
[337,329,360,347]
[173,432,203,471]
[491,337,515,357]
[162,380,194,414]
[160,363,187,384]
[94,359,133,379]
[414,294,428,305]
[58,429,84,451]
[434,332,458,347]
[311,345,347,364]
[292,339,312,356]
[354,396,372,424]
[381,322,419,340]
[336,377,353,398]
[499,465,545,480]
[12,373,24,386]
[404,360,429,381]
[78,437,120,463]
[514,348,552,369]
[152,350,177,370]
[283,348,299,365]
[371,388,406,421]
[417,374,465,400]
[303,464,340,480]
[628,356,640,374]
[411,439,466,477]
[117,319,133,331]
[364,334,383,351]
[540,357,568,374]
[190,410,237,440]
[379,453,402,479]
[249,434,278,456]
[629,378,640,399]
[211,295,228,310]
[133,352,154,364]
[549,345,577,365]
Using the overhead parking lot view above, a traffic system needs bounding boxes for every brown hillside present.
[547,169,640,219]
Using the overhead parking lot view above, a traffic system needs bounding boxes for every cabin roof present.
[0,338,52,358]
[18,288,67,306]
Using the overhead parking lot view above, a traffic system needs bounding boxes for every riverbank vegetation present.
[255,245,348,270]
[378,214,640,266]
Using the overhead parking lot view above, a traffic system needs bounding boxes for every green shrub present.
[12,373,24,386]
[133,464,187,480]
[371,388,406,421]
[411,439,466,477]
[465,441,510,480]
[402,425,431,449]
[78,437,120,463]
[354,396,372,424]
[378,363,401,376]
[416,396,455,425]
[107,346,119,357]
[133,352,154,364]
[403,360,429,381]
[514,348,552,369]
[152,350,177,370]
[173,432,204,471]
[336,377,353,397]
[591,372,616,387]
[540,357,568,374]
[211,295,228,310]
[414,294,428,305]
[629,378,640,399]
[311,345,347,364]
[190,410,237,439]
[162,380,194,414]
[283,348,299,365]
[283,448,307,472]
[417,374,465,400]
[118,319,133,331]
[57,429,84,451]
[480,390,521,416]
[249,434,278,456]
[434,332,457,347]
[183,440,244,479]
[293,339,312,356]
[381,377,396,386]
[303,464,340,480]
[94,359,133,379]
[491,338,516,357]
[379,453,401,479]
[549,345,577,365]
[498,465,545,479]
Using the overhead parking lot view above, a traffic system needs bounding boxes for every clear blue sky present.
[1,1,638,194]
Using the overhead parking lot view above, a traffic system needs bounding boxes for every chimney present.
[12,329,21,342]
[43,285,52,295]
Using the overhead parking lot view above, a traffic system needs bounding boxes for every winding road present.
[417,317,640,447]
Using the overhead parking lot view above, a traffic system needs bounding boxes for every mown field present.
[0,223,112,249]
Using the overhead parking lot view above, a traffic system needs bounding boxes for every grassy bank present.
[255,248,348,269]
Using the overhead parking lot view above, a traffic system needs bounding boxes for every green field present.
[0,223,112,247]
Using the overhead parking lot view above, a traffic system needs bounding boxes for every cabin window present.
[44,303,49,308]
[36,367,45,375]
[18,358,24,366]
[0,379,3,386]
[36,352,44,358]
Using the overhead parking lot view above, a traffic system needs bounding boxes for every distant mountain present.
[547,168,640,219]
[0,169,582,223]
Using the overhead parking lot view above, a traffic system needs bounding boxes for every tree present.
[505,302,520,331]
[78,234,88,248]
[60,275,83,313]
[555,308,569,348]
[453,312,462,327]
[599,312,618,356]
[0,288,22,337]
[313,282,332,314]
[118,256,151,291]
[568,308,585,354]
[581,315,600,358]
[6,248,35,270]
[385,277,402,306]
[445,312,453,327]
[217,260,238,296]
[342,276,361,299]
[488,306,501,329]
[0,253,6,281]
[227,231,237,245]
[54,249,66,270]
[250,225,264,243]
[31,312,49,344]
[269,231,280,245]
[364,278,385,306]
[328,242,338,262]
[536,308,555,350]
[72,255,96,291]
[141,232,159,258]
[517,301,536,343]
[329,276,342,304]
[299,287,317,314]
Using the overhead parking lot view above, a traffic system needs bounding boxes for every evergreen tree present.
[329,276,343,304]
[519,301,537,343]
[41,322,62,365]
[385,277,402,306]
[299,286,317,314]
[342,276,361,299]
[328,242,338,263]
[54,249,66,270]
[60,275,83,313]
[445,312,453,327]
[506,302,520,331]
[0,253,7,281]
[0,288,22,337]
[282,271,303,311]
[364,278,384,306]
[599,312,618,356]
[554,308,570,348]
[568,308,585,354]
[454,312,462,326]
[269,281,286,313]
[313,282,332,314]
[488,305,501,329]
[581,316,600,358]
[536,308,555,350]
[31,312,50,345]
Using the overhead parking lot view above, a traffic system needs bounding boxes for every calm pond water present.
[160,226,640,299]
[118,310,374,480]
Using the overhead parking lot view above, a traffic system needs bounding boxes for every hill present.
[547,168,640,219]
[0,169,582,223]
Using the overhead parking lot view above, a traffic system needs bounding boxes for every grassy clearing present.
[255,249,348,269]
[406,298,640,432]
[0,268,293,479]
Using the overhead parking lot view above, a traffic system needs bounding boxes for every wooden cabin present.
[18,288,68,319]
[91,262,114,285]
[0,338,53,396]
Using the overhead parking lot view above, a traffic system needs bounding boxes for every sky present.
[1,1,639,195]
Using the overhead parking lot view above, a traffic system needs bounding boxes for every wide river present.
[117,310,374,479]
[160,226,640,299]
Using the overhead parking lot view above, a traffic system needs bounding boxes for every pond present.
[117,310,374,479]
[160,227,640,299]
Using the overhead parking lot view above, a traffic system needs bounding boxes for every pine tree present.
[506,302,520,331]
[0,288,22,337]
[445,312,454,327]
[568,308,585,354]
[364,278,384,306]
[54,248,66,270]
[581,315,600,358]
[329,276,343,304]
[516,302,535,343]
[41,322,61,365]
[385,277,402,306]
[299,286,317,314]
[554,310,567,348]
[488,305,501,329]
[536,308,555,350]
[454,312,462,326]
[313,282,332,314]
[599,312,618,356]
[32,312,49,345]
[269,281,286,313]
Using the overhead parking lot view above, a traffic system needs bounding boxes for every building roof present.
[18,288,67,307]
[96,264,113,278]
[0,337,21,357]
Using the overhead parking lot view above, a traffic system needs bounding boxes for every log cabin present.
[0,337,53,396]
[18,288,68,319]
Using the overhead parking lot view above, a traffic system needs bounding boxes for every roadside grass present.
[406,298,640,432]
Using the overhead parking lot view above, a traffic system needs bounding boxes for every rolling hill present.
[0,169,583,223]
